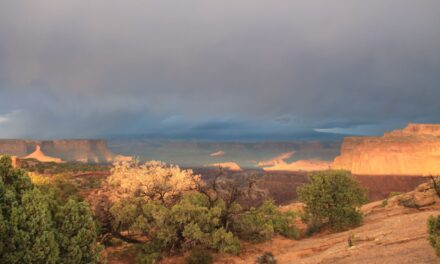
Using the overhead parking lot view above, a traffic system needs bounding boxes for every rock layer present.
[208,162,242,171]
[258,151,332,172]
[0,139,126,163]
[333,124,440,175]
[23,145,64,163]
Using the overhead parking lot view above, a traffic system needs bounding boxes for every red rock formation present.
[0,139,127,163]
[258,151,332,172]
[41,140,115,163]
[333,124,440,175]
[208,162,242,171]
[262,159,332,172]
[23,145,64,163]
[0,140,30,157]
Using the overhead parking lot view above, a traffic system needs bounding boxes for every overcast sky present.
[0,1,439,139]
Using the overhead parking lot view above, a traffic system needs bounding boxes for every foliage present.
[136,249,162,264]
[106,160,201,204]
[55,199,100,264]
[429,176,440,198]
[297,170,368,231]
[0,155,100,264]
[428,215,440,256]
[185,248,213,264]
[256,252,276,264]
[21,159,109,175]
[134,242,163,264]
[110,193,240,256]
[231,200,299,242]
[106,161,299,260]
[381,191,403,207]
[388,191,403,198]
[400,197,418,208]
[110,194,296,258]
[210,228,241,255]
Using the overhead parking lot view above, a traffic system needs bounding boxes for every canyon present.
[0,139,128,163]
[333,124,440,175]
[1,123,440,176]
[253,123,440,175]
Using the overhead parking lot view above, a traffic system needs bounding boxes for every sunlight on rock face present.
[23,145,64,163]
[208,162,242,171]
[257,151,331,172]
[333,124,440,175]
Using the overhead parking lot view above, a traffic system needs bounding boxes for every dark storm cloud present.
[0,0,439,139]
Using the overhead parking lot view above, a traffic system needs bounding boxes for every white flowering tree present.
[106,159,202,204]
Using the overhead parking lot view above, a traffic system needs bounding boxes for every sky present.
[0,0,439,140]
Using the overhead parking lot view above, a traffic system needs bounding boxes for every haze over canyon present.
[1,123,440,176]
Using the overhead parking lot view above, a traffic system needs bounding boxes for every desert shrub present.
[347,233,358,247]
[304,220,324,237]
[231,200,299,242]
[429,176,440,198]
[388,191,403,198]
[382,191,403,207]
[185,248,213,264]
[21,159,109,175]
[428,215,440,256]
[110,193,240,256]
[400,197,418,208]
[106,161,298,259]
[109,195,294,257]
[271,210,299,239]
[0,155,100,264]
[256,252,276,264]
[210,228,241,255]
[135,243,163,264]
[297,170,367,232]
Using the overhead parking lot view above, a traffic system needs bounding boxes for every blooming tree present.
[106,160,202,204]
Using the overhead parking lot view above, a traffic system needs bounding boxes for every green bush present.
[428,215,440,256]
[400,197,418,208]
[297,170,367,232]
[110,193,240,256]
[185,248,213,264]
[136,252,162,264]
[135,242,164,264]
[110,195,297,258]
[256,252,276,264]
[107,161,300,259]
[0,155,100,264]
[210,228,241,255]
[231,200,299,242]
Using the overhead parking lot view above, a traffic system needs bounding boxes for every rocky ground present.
[215,181,440,264]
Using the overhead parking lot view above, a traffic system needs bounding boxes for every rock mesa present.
[333,124,440,175]
[0,139,129,163]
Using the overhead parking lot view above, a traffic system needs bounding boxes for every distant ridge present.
[0,139,129,163]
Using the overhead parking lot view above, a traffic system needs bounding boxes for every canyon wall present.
[333,124,440,175]
[0,139,124,163]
